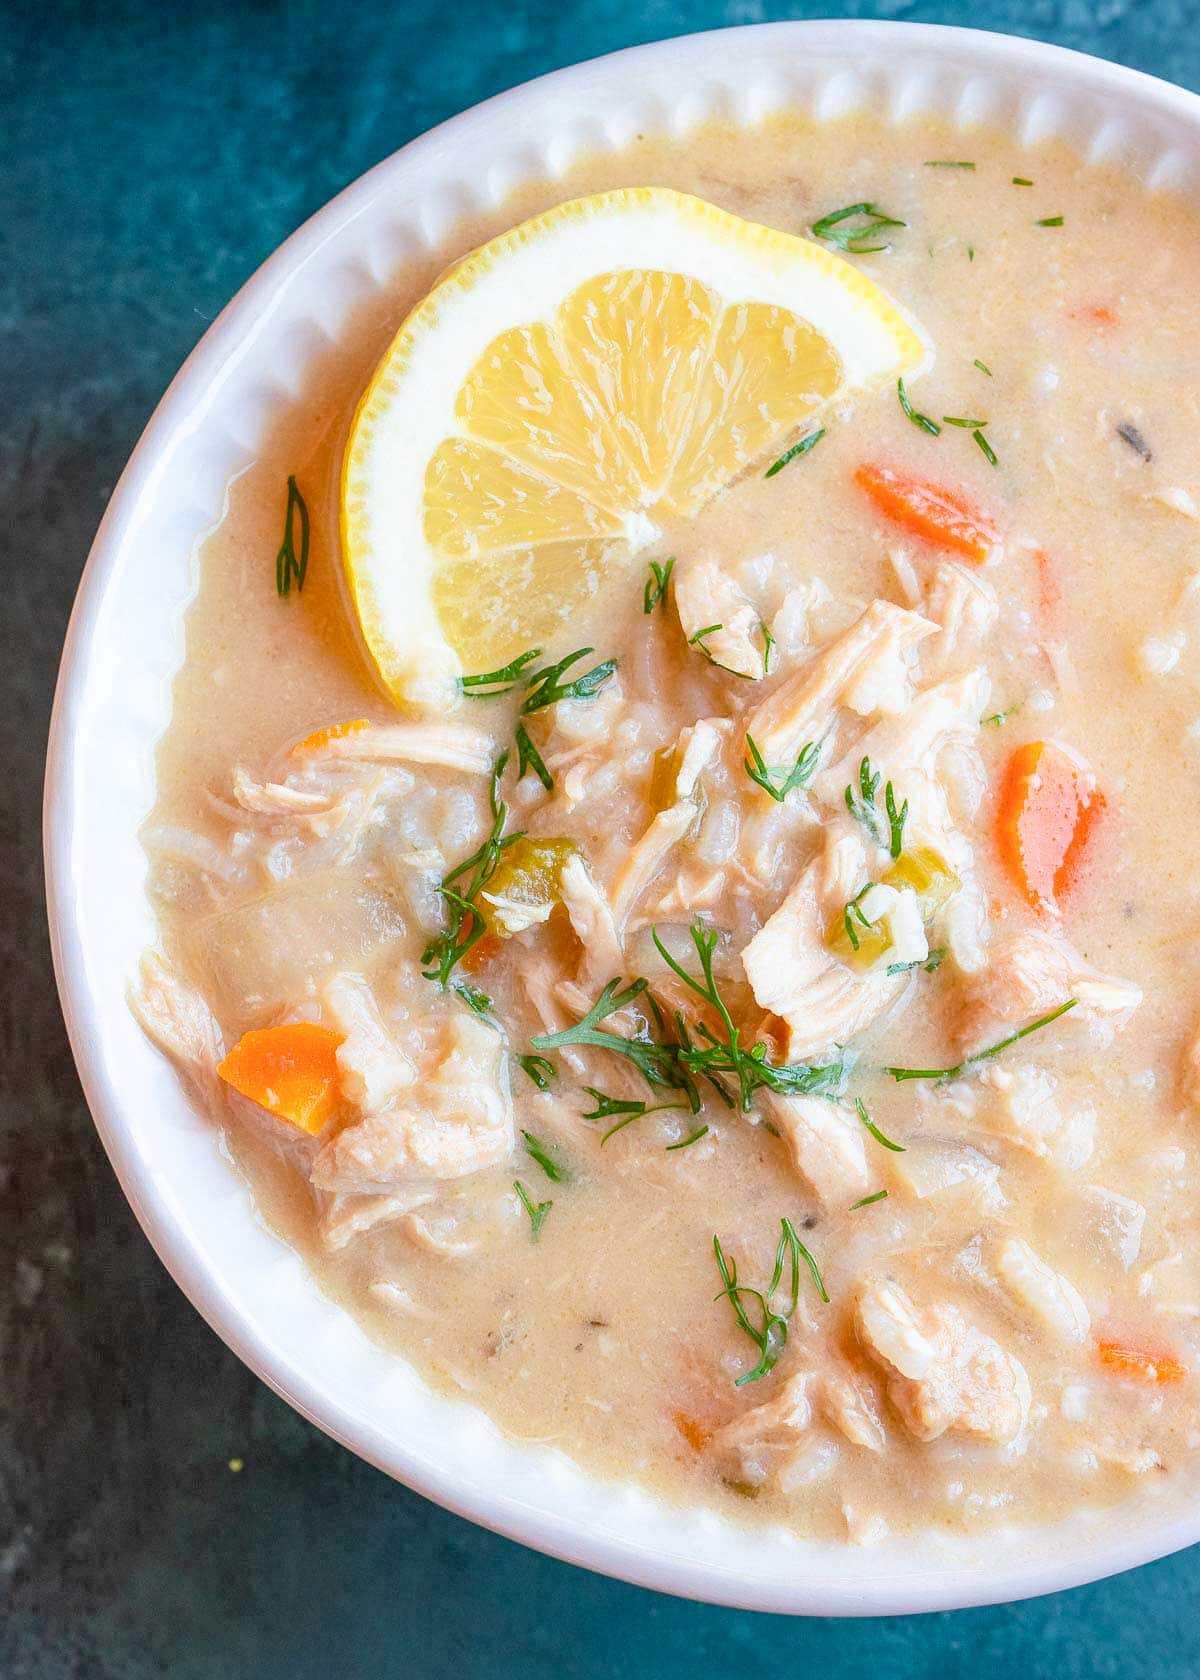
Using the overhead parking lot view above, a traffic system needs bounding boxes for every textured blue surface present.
[5,1,1200,1673]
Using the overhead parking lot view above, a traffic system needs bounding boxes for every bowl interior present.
[45,20,1200,1614]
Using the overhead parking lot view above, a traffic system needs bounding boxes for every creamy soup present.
[133,112,1200,1545]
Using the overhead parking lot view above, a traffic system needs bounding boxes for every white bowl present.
[45,21,1200,1615]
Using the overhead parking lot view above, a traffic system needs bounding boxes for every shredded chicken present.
[129,952,225,1107]
[232,767,340,816]
[311,1013,512,1190]
[994,1235,1091,1342]
[323,972,416,1113]
[921,563,999,678]
[760,1092,870,1209]
[820,1367,888,1453]
[745,599,937,766]
[317,1186,433,1250]
[559,854,624,989]
[706,1372,813,1485]
[958,928,1142,1056]
[313,722,496,775]
[741,831,905,1059]
[674,553,765,680]
[856,1280,1030,1445]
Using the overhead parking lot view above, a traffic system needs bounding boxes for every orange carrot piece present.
[1098,1338,1187,1385]
[290,718,370,758]
[1070,303,1119,328]
[217,1022,345,1134]
[460,930,502,974]
[855,462,999,563]
[996,739,1102,913]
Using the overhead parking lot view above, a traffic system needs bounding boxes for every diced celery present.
[480,837,579,936]
[826,848,960,970]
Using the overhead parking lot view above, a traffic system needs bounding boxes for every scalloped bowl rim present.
[44,20,1200,1616]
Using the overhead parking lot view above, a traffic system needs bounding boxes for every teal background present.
[6,1,1200,1673]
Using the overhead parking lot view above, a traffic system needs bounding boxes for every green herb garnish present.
[943,415,988,428]
[451,978,496,1021]
[854,1096,905,1153]
[1012,176,1033,186]
[1036,215,1064,227]
[643,557,675,615]
[886,998,1079,1083]
[460,647,542,698]
[974,428,998,466]
[744,733,820,804]
[898,377,941,436]
[519,1053,557,1090]
[421,752,524,988]
[522,1130,568,1183]
[514,1180,552,1241]
[760,622,775,678]
[713,1218,826,1387]
[845,756,905,853]
[886,945,945,977]
[764,428,825,478]
[925,160,976,169]
[522,647,617,714]
[275,476,310,597]
[514,721,553,791]
[531,980,700,1111]
[811,202,906,255]
[849,1189,890,1209]
[974,358,993,376]
[666,1125,710,1152]
[842,883,875,953]
[581,1088,687,1145]
[885,781,908,858]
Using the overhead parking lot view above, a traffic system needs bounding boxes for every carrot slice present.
[217,1022,345,1134]
[672,1410,713,1453]
[290,718,370,757]
[460,930,502,973]
[1098,1338,1187,1384]
[996,739,1102,913]
[855,462,999,563]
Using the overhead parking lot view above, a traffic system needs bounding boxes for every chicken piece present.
[921,562,999,678]
[323,972,416,1113]
[745,599,937,766]
[760,1092,870,1210]
[958,928,1142,1056]
[317,1186,433,1251]
[819,1368,888,1452]
[673,717,729,799]
[674,553,765,680]
[610,801,699,928]
[975,1064,1094,1169]
[706,1372,813,1485]
[740,831,905,1060]
[559,854,624,989]
[232,767,341,817]
[1080,1185,1146,1271]
[818,670,989,801]
[129,951,225,1107]
[313,722,496,775]
[311,1014,512,1190]
[994,1236,1091,1342]
[856,1280,1030,1445]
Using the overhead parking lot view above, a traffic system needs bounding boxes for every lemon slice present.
[342,187,926,707]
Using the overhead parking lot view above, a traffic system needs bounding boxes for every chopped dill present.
[898,377,941,436]
[974,428,998,466]
[514,1179,552,1241]
[850,1189,890,1209]
[885,780,908,858]
[421,751,524,988]
[810,202,906,255]
[974,358,993,376]
[532,980,700,1110]
[854,1096,906,1153]
[1012,176,1034,186]
[666,1125,710,1152]
[744,733,820,804]
[522,1129,568,1183]
[643,557,675,614]
[518,1053,557,1090]
[943,415,988,428]
[886,998,1079,1082]
[1036,215,1064,227]
[713,1218,826,1387]
[764,427,825,478]
[460,647,542,698]
[925,159,976,169]
[514,721,553,791]
[760,622,776,678]
[451,977,496,1021]
[522,647,617,714]
[275,476,310,597]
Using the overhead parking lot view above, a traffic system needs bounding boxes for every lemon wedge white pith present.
[342,187,926,706]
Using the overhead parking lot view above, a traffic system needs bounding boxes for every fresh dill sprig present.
[421,751,524,987]
[886,945,945,977]
[522,647,617,714]
[850,1189,890,1209]
[898,377,941,436]
[531,979,701,1111]
[643,557,675,615]
[514,1180,552,1241]
[713,1218,827,1387]
[518,1053,557,1090]
[275,476,310,597]
[764,427,825,478]
[451,977,496,1021]
[943,415,989,428]
[845,756,883,842]
[688,623,723,654]
[580,1087,687,1144]
[885,781,908,858]
[460,647,542,698]
[886,998,1079,1082]
[652,923,848,1113]
[842,883,875,953]
[925,159,976,169]
[1035,215,1064,227]
[811,202,906,255]
[760,622,775,678]
[854,1096,905,1153]
[514,721,553,791]
[744,734,820,804]
[974,358,993,376]
[522,1130,568,1183]
[666,1125,710,1152]
[1012,176,1034,187]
